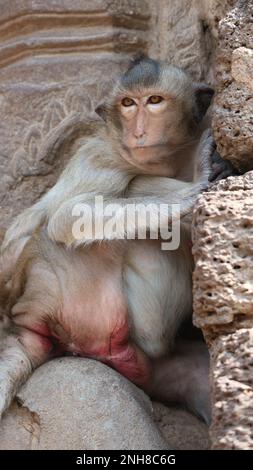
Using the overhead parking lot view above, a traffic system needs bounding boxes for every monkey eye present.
[148,95,164,104]
[121,97,135,107]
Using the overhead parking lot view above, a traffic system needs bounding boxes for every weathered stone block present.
[212,1,253,171]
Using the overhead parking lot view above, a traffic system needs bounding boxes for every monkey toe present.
[185,376,211,425]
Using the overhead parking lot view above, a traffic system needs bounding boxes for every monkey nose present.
[134,130,146,139]
[135,130,146,146]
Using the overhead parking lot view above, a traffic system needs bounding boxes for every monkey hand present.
[198,129,239,183]
[209,149,239,182]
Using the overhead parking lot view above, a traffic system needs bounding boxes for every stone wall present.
[212,0,253,171]
[149,0,235,83]
[193,0,253,450]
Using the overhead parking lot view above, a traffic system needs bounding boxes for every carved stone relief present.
[0,0,150,239]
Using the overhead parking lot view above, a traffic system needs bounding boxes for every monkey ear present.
[194,84,214,122]
[95,103,107,122]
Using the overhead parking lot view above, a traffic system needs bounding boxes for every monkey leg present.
[150,340,211,424]
[0,328,50,417]
[125,240,193,357]
[124,242,211,422]
[4,235,153,400]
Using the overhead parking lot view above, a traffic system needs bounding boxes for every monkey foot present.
[151,340,211,424]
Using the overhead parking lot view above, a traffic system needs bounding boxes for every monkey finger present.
[209,160,239,182]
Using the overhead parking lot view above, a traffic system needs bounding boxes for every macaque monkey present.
[0,57,230,425]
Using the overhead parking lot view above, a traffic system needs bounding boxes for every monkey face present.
[118,91,187,151]
[95,57,214,172]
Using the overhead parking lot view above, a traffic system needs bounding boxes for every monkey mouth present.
[133,144,165,149]
[137,138,146,146]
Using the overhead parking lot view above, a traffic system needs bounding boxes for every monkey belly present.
[11,238,151,389]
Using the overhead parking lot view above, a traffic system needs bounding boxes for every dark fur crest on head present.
[121,55,160,89]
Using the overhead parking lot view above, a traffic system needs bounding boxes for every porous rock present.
[193,172,253,335]
[210,328,253,449]
[212,0,253,171]
[193,172,253,449]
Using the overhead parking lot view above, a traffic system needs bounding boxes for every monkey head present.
[96,57,214,171]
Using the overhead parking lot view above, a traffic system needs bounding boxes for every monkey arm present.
[102,178,206,241]
[3,129,212,249]
[46,129,212,247]
[46,173,207,246]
